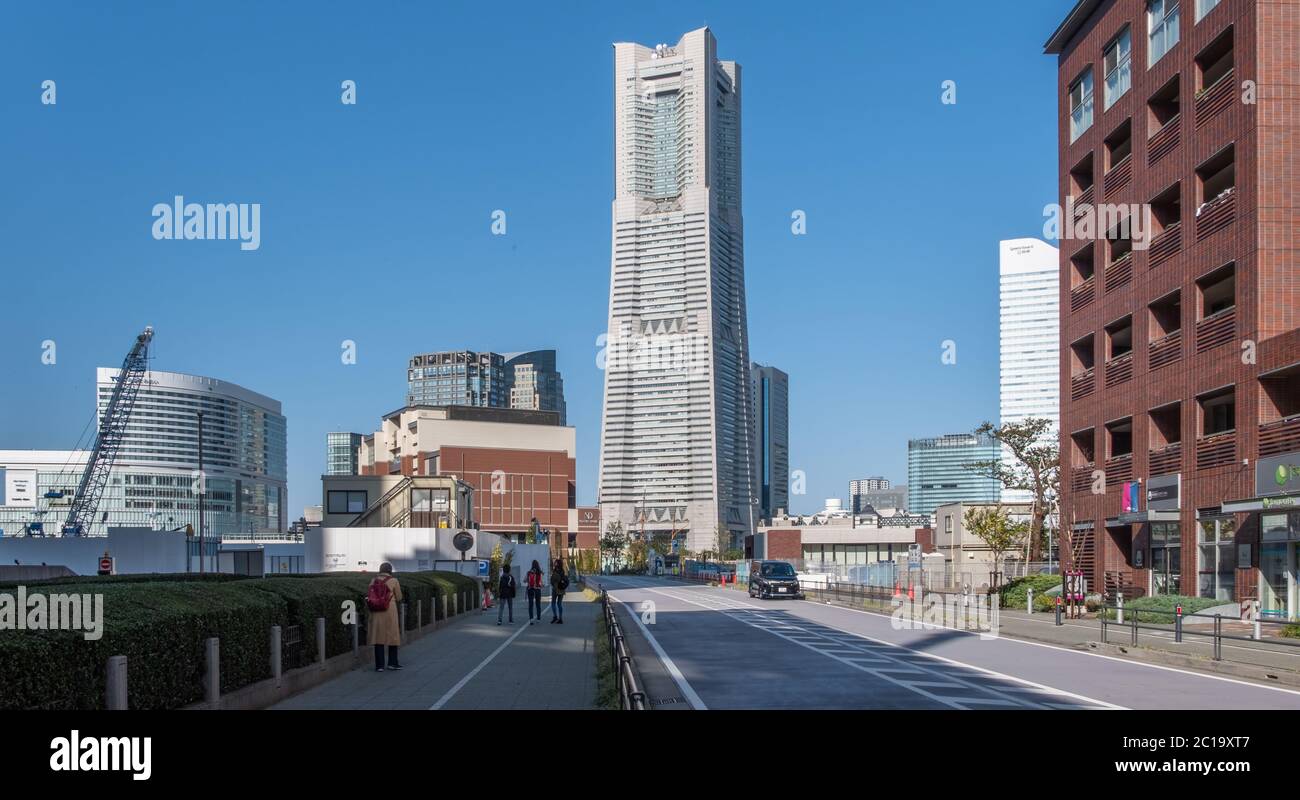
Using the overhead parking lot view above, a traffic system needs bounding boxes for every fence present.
[599,589,647,710]
[1099,602,1300,661]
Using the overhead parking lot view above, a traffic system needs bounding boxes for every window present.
[1147,73,1181,130]
[1260,364,1300,423]
[1197,262,1235,317]
[1070,243,1095,287]
[1199,386,1236,435]
[1107,418,1134,458]
[1151,522,1182,595]
[1070,152,1095,197]
[1149,290,1182,338]
[1070,334,1096,375]
[1149,402,1182,448]
[1148,0,1180,66]
[1104,27,1132,109]
[1198,516,1236,601]
[1071,428,1096,465]
[1106,316,1133,359]
[1069,69,1095,142]
[1150,182,1181,236]
[327,490,368,515]
[1104,119,1133,170]
[1195,28,1234,93]
[1196,0,1220,23]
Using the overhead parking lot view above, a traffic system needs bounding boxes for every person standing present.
[525,559,544,624]
[366,562,403,672]
[497,564,517,625]
[550,558,569,624]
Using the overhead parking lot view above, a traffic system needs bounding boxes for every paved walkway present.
[271,592,599,710]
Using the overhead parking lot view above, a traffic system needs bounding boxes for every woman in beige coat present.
[367,562,404,672]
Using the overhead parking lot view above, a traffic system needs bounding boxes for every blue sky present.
[0,0,1075,517]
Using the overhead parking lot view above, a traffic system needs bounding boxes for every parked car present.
[749,560,804,600]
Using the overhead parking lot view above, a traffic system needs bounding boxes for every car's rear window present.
[761,563,796,577]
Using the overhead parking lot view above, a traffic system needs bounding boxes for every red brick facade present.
[1051,0,1300,601]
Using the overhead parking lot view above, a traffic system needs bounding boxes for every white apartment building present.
[598,27,756,551]
[999,238,1060,502]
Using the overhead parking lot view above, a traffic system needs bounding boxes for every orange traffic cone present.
[907,583,914,600]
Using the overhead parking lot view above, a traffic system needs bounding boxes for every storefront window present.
[1151,522,1181,595]
[1198,516,1236,601]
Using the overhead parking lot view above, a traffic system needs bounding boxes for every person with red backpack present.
[366,562,403,672]
[525,559,544,625]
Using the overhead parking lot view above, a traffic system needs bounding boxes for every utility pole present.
[197,410,205,575]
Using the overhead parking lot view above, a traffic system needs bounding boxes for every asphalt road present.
[596,574,1300,710]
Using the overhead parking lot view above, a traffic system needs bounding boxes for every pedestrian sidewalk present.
[271,592,598,710]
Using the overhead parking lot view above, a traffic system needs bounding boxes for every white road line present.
[606,590,708,710]
[656,585,1123,710]
[791,592,1300,699]
[428,621,530,710]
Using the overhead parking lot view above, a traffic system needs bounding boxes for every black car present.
[748,560,804,600]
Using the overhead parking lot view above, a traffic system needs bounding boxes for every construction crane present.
[62,326,154,537]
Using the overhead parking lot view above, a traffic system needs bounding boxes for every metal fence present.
[1099,603,1300,661]
[599,588,647,710]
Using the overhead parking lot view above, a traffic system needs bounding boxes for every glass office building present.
[907,433,1001,515]
[326,432,363,476]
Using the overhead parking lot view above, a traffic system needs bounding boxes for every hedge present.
[0,570,480,710]
[994,575,1063,609]
[1098,594,1221,623]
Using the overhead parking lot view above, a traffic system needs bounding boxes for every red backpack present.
[366,576,394,612]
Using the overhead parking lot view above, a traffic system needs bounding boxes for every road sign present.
[477,559,489,577]
[907,543,922,568]
[97,555,113,576]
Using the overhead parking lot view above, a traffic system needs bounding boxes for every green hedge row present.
[0,570,480,710]
[994,574,1063,609]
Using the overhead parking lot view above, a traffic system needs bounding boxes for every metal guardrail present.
[599,588,647,710]
[1099,603,1300,661]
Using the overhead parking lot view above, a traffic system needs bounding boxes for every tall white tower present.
[998,238,1060,503]
[598,28,755,552]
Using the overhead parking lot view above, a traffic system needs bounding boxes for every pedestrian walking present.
[497,564,517,625]
[550,558,569,624]
[365,562,403,672]
[526,559,544,624]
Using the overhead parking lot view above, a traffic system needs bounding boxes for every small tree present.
[963,506,1027,589]
[964,417,1060,563]
[600,521,627,572]
[488,541,504,589]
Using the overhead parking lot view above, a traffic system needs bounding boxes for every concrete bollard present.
[316,617,326,668]
[441,595,448,624]
[1253,600,1261,641]
[1027,588,1034,614]
[1117,593,1125,625]
[417,599,422,629]
[399,603,407,644]
[350,621,358,655]
[106,655,128,710]
[270,625,282,687]
[453,593,459,617]
[204,637,220,709]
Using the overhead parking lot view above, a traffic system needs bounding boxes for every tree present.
[627,539,648,571]
[964,417,1060,563]
[488,541,504,589]
[963,506,1027,588]
[600,521,627,572]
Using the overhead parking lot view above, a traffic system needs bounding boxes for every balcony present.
[1070,277,1096,312]
[1195,68,1234,128]
[1148,443,1182,476]
[1147,222,1181,269]
[1071,368,1096,401]
[1071,464,1096,493]
[1104,253,1133,293]
[1105,454,1133,485]
[1074,185,1095,209]
[1196,189,1235,240]
[1103,154,1132,196]
[1148,330,1183,371]
[1195,306,1236,353]
[1105,352,1134,387]
[1196,432,1237,470]
[1259,417,1300,459]
[1147,114,1180,166]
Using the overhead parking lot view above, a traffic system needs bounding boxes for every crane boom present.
[63,326,154,536]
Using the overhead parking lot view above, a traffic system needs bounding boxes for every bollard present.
[417,599,422,629]
[1253,600,1261,641]
[1116,592,1124,625]
[351,620,359,655]
[441,595,448,624]
[316,617,326,668]
[1213,614,1223,660]
[1131,607,1138,645]
[1174,605,1183,643]
[399,603,407,644]
[453,593,459,617]
[106,655,128,710]
[204,637,220,709]
[271,625,283,687]
[1054,599,1062,626]
[1027,588,1033,614]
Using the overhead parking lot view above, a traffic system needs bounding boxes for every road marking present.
[605,589,708,710]
[428,621,530,710]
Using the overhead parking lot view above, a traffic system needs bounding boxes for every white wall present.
[0,527,190,575]
[308,527,504,573]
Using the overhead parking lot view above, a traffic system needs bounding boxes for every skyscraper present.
[326,432,363,476]
[907,433,1001,516]
[598,27,755,552]
[999,238,1061,502]
[406,349,566,422]
[752,364,789,523]
[504,350,567,425]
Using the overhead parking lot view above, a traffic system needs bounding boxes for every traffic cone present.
[907,583,914,600]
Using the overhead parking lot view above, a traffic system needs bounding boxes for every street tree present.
[963,506,1028,588]
[600,520,627,572]
[964,417,1060,563]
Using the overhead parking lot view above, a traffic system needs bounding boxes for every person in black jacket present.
[550,558,568,624]
[497,564,517,625]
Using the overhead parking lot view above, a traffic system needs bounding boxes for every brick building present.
[1046,0,1300,615]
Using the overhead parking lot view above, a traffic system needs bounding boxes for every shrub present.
[1032,592,1057,613]
[995,574,1062,609]
[1281,624,1300,640]
[1098,594,1220,623]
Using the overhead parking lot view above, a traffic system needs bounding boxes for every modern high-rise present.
[504,350,567,425]
[1047,0,1300,613]
[598,27,755,551]
[907,433,1001,516]
[999,238,1061,502]
[0,369,288,538]
[326,432,363,476]
[850,477,906,513]
[752,364,789,523]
